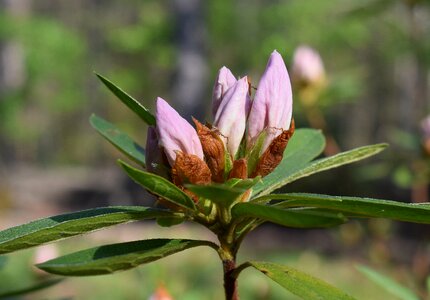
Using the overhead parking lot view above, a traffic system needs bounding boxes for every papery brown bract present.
[252,119,295,177]
[193,118,226,183]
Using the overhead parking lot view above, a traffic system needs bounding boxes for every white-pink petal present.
[155,97,204,166]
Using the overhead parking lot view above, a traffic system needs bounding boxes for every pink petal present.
[212,66,237,117]
[214,77,249,156]
[155,97,204,166]
[247,50,293,152]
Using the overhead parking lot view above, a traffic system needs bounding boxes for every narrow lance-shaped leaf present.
[356,265,419,300]
[185,183,248,206]
[37,239,216,276]
[90,114,146,166]
[254,143,387,197]
[0,206,177,254]
[118,160,195,210]
[252,128,325,197]
[95,73,156,125]
[254,193,430,224]
[185,177,260,207]
[232,203,346,228]
[238,261,356,300]
[0,279,63,299]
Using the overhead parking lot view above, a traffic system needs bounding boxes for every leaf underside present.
[0,206,175,254]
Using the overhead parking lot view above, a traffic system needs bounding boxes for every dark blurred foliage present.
[0,0,429,203]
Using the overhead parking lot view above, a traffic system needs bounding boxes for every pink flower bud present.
[247,50,293,153]
[291,45,325,85]
[213,77,250,157]
[155,97,204,166]
[145,126,169,177]
[212,66,237,117]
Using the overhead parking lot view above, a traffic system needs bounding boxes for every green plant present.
[1,52,430,300]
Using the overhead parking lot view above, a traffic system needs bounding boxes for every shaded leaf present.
[95,73,156,125]
[90,114,146,166]
[37,239,215,276]
[232,203,346,228]
[356,265,419,300]
[119,160,195,210]
[244,261,356,300]
[252,129,325,197]
[0,206,176,254]
[254,143,387,197]
[185,183,248,206]
[0,278,63,299]
[254,193,430,224]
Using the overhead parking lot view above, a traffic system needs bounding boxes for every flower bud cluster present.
[146,50,294,194]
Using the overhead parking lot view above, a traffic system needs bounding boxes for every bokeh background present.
[0,0,429,299]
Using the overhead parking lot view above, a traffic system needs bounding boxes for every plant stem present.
[223,257,239,300]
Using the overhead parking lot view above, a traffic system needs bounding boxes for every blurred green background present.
[0,0,429,299]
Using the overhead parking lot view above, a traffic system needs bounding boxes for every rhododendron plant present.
[1,51,430,300]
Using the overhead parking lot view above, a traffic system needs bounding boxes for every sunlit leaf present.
[252,128,325,197]
[254,193,430,224]
[95,73,156,125]
[254,143,387,197]
[356,265,419,300]
[241,261,356,300]
[90,114,146,166]
[118,160,195,210]
[37,239,215,276]
[232,203,346,228]
[0,206,176,254]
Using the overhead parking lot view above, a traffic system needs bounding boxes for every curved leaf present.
[95,73,156,125]
[119,160,195,210]
[0,278,63,299]
[254,193,430,224]
[0,206,177,254]
[232,203,346,228]
[244,261,356,300]
[37,239,216,276]
[90,114,146,166]
[255,143,387,197]
[252,128,325,197]
[185,183,248,206]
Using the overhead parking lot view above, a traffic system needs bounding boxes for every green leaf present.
[0,279,63,299]
[254,193,430,224]
[232,203,346,228]
[230,177,261,190]
[37,239,215,276]
[356,265,419,300]
[252,128,325,197]
[185,183,248,206]
[254,143,387,197]
[90,114,146,166]
[0,206,176,254]
[0,256,7,269]
[156,216,185,227]
[246,130,267,176]
[118,160,195,210]
[244,261,356,300]
[95,73,156,125]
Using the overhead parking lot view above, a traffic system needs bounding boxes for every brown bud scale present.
[251,119,295,178]
[228,158,248,180]
[193,118,226,182]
